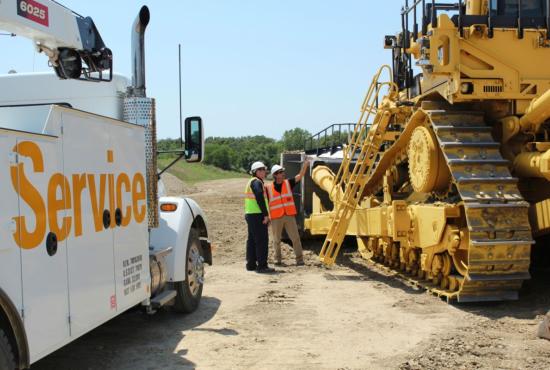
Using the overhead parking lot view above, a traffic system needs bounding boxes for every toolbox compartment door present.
[17,136,71,362]
[61,111,117,337]
[0,134,23,337]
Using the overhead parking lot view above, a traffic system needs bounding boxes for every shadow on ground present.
[303,236,424,295]
[33,296,222,370]
[457,271,550,320]
[303,236,550,321]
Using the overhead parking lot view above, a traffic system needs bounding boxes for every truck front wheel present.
[174,228,204,313]
[0,329,16,370]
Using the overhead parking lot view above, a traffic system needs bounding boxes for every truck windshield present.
[491,0,547,17]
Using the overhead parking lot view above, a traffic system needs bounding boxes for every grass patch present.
[158,156,247,184]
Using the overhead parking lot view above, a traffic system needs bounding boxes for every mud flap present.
[200,238,213,265]
[538,313,550,340]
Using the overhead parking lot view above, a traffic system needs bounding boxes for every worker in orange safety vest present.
[267,159,310,266]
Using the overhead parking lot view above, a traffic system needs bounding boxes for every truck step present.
[151,289,177,308]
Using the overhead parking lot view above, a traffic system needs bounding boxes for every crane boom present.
[0,0,112,81]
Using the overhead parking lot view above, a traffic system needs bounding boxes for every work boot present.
[538,313,550,340]
[256,266,276,274]
[246,264,257,271]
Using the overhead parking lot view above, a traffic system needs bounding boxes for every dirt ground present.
[34,175,550,370]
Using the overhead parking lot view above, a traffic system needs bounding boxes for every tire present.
[174,228,204,313]
[0,329,15,370]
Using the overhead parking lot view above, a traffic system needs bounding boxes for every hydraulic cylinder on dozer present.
[306,0,550,303]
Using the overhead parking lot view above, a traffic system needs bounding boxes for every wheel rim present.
[187,244,204,296]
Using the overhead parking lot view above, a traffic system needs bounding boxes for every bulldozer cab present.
[491,0,547,17]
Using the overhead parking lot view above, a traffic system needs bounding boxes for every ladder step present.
[468,226,531,232]
[434,125,492,132]
[440,141,500,148]
[467,272,530,281]
[151,289,177,308]
[464,202,530,209]
[429,110,485,118]
[470,239,534,246]
[457,177,517,184]
[447,159,509,165]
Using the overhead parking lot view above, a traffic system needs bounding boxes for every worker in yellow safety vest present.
[244,161,275,273]
[267,159,310,266]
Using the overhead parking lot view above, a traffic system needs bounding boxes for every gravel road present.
[33,174,550,370]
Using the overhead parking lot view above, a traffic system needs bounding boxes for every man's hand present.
[295,158,311,183]
[263,216,270,225]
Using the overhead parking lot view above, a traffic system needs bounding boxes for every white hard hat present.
[250,161,267,174]
[271,164,285,175]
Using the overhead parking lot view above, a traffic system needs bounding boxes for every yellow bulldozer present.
[288,0,550,302]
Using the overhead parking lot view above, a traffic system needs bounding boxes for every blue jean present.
[245,213,269,269]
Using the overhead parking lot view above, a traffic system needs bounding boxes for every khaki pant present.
[271,215,303,263]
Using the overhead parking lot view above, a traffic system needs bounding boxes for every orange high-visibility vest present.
[267,179,297,219]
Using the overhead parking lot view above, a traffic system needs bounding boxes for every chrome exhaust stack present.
[130,5,150,97]
[123,5,159,229]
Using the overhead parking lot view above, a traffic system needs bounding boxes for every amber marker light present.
[160,203,178,212]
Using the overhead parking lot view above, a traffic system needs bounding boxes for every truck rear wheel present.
[174,228,204,313]
[0,329,16,370]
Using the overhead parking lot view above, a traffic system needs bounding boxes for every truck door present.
[16,136,70,362]
[0,134,23,329]
[61,111,116,337]
[110,122,149,311]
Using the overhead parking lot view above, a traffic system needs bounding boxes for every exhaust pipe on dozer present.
[311,165,343,203]
[519,88,550,134]
[123,5,159,229]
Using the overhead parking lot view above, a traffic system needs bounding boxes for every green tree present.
[157,138,181,151]
[282,128,311,151]
[204,144,237,171]
[206,135,281,171]
[160,127,316,173]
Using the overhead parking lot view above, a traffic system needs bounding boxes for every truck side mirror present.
[184,116,203,162]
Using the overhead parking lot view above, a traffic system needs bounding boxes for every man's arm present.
[251,179,269,217]
[294,158,311,183]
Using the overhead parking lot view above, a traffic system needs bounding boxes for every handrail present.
[400,0,550,42]
[304,123,357,155]
[329,65,397,198]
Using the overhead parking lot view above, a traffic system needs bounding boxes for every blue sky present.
[0,1,402,139]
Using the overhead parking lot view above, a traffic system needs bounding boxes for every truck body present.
[0,5,211,369]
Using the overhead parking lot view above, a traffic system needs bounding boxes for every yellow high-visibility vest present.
[244,177,269,214]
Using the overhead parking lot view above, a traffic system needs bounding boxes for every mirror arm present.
[157,149,185,154]
[157,150,186,178]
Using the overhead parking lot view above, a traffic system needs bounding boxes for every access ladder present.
[319,66,397,265]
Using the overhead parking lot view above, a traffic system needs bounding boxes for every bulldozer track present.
[368,109,534,302]
[431,110,532,301]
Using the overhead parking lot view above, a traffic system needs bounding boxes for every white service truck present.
[0,3,211,369]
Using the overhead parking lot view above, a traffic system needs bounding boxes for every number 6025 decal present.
[17,0,49,27]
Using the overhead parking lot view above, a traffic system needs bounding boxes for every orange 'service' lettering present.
[72,174,87,237]
[10,143,147,249]
[108,173,116,228]
[10,141,47,249]
[48,173,72,242]
[116,173,132,226]
[107,150,114,163]
[132,173,146,223]
[87,174,107,232]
